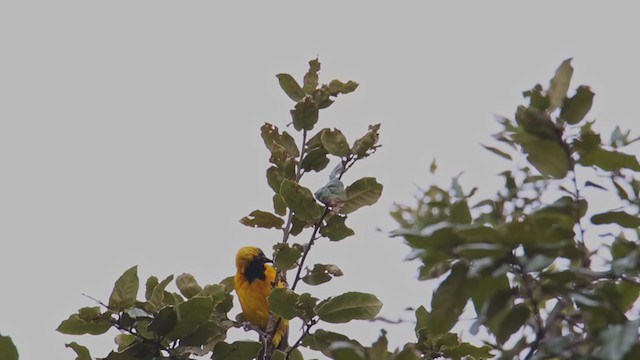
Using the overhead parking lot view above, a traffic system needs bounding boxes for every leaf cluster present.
[392,59,640,359]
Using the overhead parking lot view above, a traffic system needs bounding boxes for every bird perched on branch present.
[234,246,288,352]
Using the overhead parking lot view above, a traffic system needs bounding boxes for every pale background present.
[1,2,639,359]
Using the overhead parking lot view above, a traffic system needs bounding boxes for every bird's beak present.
[259,254,273,263]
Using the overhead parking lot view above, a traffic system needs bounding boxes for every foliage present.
[0,334,19,360]
[57,59,385,360]
[391,59,640,359]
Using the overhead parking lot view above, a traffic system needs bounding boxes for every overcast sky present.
[1,2,639,359]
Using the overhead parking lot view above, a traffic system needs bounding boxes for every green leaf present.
[444,342,494,360]
[428,262,469,337]
[280,179,323,222]
[340,177,383,214]
[57,314,112,335]
[579,148,640,171]
[320,214,355,241]
[327,79,359,95]
[295,293,319,322]
[261,123,300,159]
[167,296,214,340]
[302,330,363,356]
[273,243,303,271]
[496,303,530,344]
[114,334,135,351]
[78,306,101,322]
[144,276,158,301]
[367,331,389,360]
[149,275,174,310]
[414,306,429,341]
[597,320,640,360]
[268,288,299,320]
[272,194,287,217]
[352,124,381,158]
[561,85,594,124]
[0,335,19,360]
[481,145,512,160]
[276,73,305,102]
[548,58,573,111]
[65,342,91,360]
[303,58,321,94]
[618,281,640,311]
[301,147,330,172]
[290,98,319,131]
[315,178,347,207]
[240,210,285,229]
[591,211,640,228]
[148,306,177,337]
[321,128,350,157]
[103,342,156,360]
[469,274,510,316]
[212,341,262,360]
[109,265,139,311]
[512,130,570,179]
[302,264,344,285]
[450,200,471,224]
[175,273,203,299]
[315,292,382,323]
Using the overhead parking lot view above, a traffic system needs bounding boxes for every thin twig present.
[285,318,318,360]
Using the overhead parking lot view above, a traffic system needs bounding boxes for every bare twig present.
[285,318,318,360]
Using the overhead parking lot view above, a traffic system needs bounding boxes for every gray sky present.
[1,2,639,359]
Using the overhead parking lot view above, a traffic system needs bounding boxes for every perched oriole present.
[234,246,288,350]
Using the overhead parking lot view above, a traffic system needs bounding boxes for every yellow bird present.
[234,246,288,351]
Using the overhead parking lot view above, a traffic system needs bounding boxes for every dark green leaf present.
[77,306,101,322]
[618,281,640,312]
[579,148,640,171]
[444,342,494,360]
[315,292,382,323]
[273,243,303,271]
[261,123,300,158]
[167,296,214,340]
[280,180,323,222]
[0,335,19,360]
[301,147,330,172]
[114,334,135,351]
[149,275,174,310]
[144,276,158,301]
[103,342,156,360]
[367,331,389,360]
[469,274,510,315]
[295,293,319,322]
[340,177,383,214]
[302,330,356,355]
[212,341,262,360]
[428,262,469,337]
[302,264,344,286]
[109,265,139,311]
[561,85,594,124]
[268,288,299,320]
[591,211,640,228]
[321,129,350,157]
[276,73,305,102]
[56,314,112,335]
[450,200,471,224]
[273,194,287,216]
[481,145,512,160]
[290,98,319,131]
[175,273,203,299]
[414,306,429,341]
[240,210,285,229]
[65,342,91,360]
[512,131,570,179]
[148,306,177,337]
[548,58,573,111]
[496,303,530,344]
[327,79,359,95]
[303,58,321,94]
[352,124,381,158]
[320,214,354,241]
